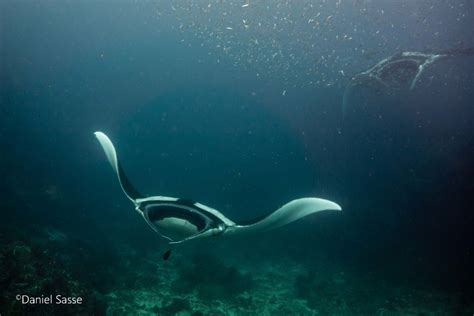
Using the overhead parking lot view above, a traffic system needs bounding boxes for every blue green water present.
[1,1,473,315]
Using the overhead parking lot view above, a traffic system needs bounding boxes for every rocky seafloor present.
[1,226,472,315]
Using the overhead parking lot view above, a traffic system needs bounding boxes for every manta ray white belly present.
[94,131,342,245]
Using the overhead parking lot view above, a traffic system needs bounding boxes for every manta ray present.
[94,132,341,259]
[342,48,474,117]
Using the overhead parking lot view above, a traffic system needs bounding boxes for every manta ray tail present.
[94,131,144,201]
[228,198,341,235]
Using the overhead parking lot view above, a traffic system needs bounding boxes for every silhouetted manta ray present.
[94,132,341,259]
[342,48,474,117]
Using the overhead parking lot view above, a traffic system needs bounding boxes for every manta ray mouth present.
[141,202,218,242]
[138,199,228,242]
[145,204,208,231]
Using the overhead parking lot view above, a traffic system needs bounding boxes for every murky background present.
[1,1,473,314]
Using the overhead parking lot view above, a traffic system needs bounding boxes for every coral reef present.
[1,225,471,315]
[156,297,191,315]
[294,270,347,313]
[0,231,107,315]
[293,267,473,315]
[172,253,254,300]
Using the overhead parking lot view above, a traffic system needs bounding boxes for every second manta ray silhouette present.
[342,48,474,117]
[94,132,341,260]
